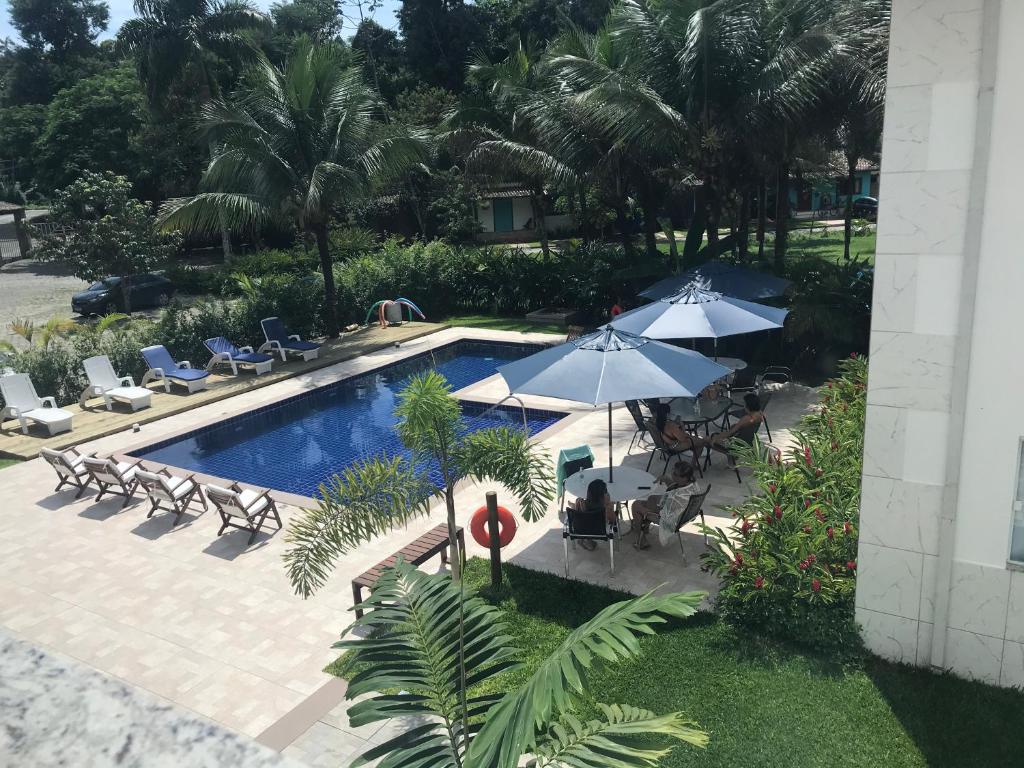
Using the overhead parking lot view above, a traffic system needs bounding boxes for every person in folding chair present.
[571,479,616,551]
[653,402,706,466]
[630,463,702,550]
[709,393,765,469]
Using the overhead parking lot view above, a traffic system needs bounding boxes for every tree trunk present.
[683,186,707,268]
[659,217,679,272]
[121,274,132,315]
[844,153,856,260]
[704,183,720,260]
[207,137,233,261]
[531,193,549,257]
[445,485,461,581]
[578,185,591,244]
[774,161,790,273]
[640,188,659,257]
[737,188,751,263]
[757,174,767,263]
[313,223,340,337]
[614,201,632,255]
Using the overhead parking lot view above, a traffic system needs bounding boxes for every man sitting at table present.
[631,463,702,549]
[709,393,764,467]
[652,402,707,465]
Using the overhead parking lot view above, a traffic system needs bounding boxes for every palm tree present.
[336,560,709,767]
[285,371,554,586]
[157,42,427,337]
[119,0,271,258]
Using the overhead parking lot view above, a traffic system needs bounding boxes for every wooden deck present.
[0,322,444,461]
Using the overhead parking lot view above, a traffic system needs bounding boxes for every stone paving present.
[0,325,817,762]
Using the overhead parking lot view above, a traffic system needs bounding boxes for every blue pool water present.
[130,341,565,498]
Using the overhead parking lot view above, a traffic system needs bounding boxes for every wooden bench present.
[352,523,465,618]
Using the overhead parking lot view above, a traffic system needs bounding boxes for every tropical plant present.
[337,560,708,767]
[7,317,81,350]
[119,0,271,256]
[702,354,867,650]
[32,171,181,314]
[285,370,554,588]
[158,41,427,336]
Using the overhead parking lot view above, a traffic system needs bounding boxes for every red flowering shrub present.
[702,355,867,651]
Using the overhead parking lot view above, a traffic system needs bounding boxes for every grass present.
[0,458,19,470]
[442,314,565,335]
[330,557,1024,767]
[787,230,876,266]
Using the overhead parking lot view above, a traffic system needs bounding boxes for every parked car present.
[851,196,878,220]
[71,274,176,315]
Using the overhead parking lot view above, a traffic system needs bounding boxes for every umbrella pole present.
[608,402,614,483]
[714,338,719,361]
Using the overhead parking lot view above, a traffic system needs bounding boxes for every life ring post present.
[486,491,501,588]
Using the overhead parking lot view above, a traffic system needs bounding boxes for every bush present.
[702,355,867,652]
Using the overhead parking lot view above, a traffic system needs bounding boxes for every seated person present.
[572,478,616,551]
[709,393,764,466]
[631,463,701,549]
[652,402,706,462]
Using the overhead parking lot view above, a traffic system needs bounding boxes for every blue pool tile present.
[131,341,566,498]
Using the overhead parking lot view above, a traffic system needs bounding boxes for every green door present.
[492,198,514,232]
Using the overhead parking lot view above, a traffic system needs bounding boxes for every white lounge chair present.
[83,456,142,508]
[205,483,283,545]
[79,356,153,411]
[135,468,207,526]
[40,447,94,498]
[1,373,74,435]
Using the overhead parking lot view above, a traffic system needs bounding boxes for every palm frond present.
[283,456,435,598]
[532,704,708,767]
[157,192,273,234]
[467,590,705,767]
[457,427,555,523]
[338,561,522,768]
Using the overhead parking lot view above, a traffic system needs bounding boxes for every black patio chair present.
[645,418,702,477]
[705,421,763,482]
[558,453,595,510]
[625,400,653,453]
[563,506,615,576]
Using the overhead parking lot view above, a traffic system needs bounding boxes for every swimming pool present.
[130,340,566,498]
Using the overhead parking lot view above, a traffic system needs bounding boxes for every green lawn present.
[331,558,1024,768]
[0,459,19,470]
[787,230,876,266]
[441,314,566,335]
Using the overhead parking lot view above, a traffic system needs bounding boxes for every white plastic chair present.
[0,373,73,435]
[79,356,152,411]
[135,468,207,526]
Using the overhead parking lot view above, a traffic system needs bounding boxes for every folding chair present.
[83,456,142,508]
[205,483,283,545]
[563,507,615,577]
[40,447,94,498]
[135,468,207,526]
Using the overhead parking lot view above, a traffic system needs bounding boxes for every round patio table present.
[712,357,747,373]
[563,466,665,504]
[669,396,734,431]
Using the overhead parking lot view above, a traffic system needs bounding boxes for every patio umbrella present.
[640,260,792,302]
[497,327,730,481]
[610,281,789,355]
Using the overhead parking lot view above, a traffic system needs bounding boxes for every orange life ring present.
[470,505,517,548]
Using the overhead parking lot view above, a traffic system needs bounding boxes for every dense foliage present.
[32,171,181,313]
[702,355,868,651]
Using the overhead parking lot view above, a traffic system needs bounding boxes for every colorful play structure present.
[365,298,426,328]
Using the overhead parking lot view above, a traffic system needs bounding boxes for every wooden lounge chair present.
[205,483,283,545]
[259,317,321,362]
[140,345,210,393]
[83,456,142,508]
[79,356,153,412]
[135,468,207,526]
[1,373,73,435]
[203,337,274,376]
[40,447,94,498]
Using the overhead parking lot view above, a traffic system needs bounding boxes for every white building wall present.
[858,0,1024,688]
[475,197,535,234]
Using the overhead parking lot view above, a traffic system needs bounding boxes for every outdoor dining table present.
[712,357,747,373]
[563,466,666,504]
[669,396,734,434]
[563,465,666,535]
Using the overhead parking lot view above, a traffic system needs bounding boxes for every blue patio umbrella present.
[611,282,788,355]
[497,327,730,480]
[640,260,792,302]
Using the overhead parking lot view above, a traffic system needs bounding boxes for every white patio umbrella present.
[497,327,730,481]
[611,281,788,355]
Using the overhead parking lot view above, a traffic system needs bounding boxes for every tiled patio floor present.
[0,326,817,759]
